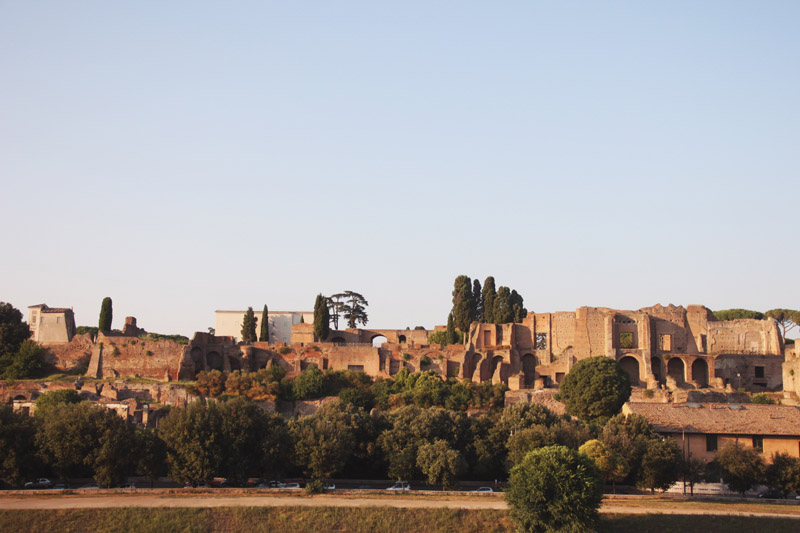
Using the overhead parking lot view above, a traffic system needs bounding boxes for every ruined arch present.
[692,358,709,388]
[13,394,27,402]
[651,356,665,385]
[371,335,387,348]
[522,353,537,388]
[465,352,482,380]
[190,347,204,375]
[206,351,223,372]
[398,334,406,343]
[619,356,640,387]
[667,357,685,384]
[228,355,242,372]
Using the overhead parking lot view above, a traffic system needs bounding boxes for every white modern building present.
[214,309,313,344]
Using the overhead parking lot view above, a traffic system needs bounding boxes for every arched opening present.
[229,356,242,372]
[667,358,685,384]
[13,394,27,402]
[651,356,665,385]
[522,353,536,388]
[371,335,387,348]
[206,351,223,372]
[619,356,640,387]
[331,336,345,345]
[190,347,204,375]
[398,335,407,343]
[692,359,709,388]
[466,353,482,380]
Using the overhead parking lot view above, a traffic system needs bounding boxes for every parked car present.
[278,482,301,489]
[357,484,374,490]
[121,483,136,489]
[24,478,54,489]
[471,487,494,493]
[78,483,101,490]
[759,488,785,499]
[323,483,336,490]
[386,481,411,491]
[257,480,280,488]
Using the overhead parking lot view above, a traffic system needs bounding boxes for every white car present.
[278,482,301,489]
[472,487,494,493]
[323,483,336,490]
[24,478,54,489]
[386,481,410,491]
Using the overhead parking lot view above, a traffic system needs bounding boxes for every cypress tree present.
[241,307,257,344]
[472,279,483,323]
[98,297,113,332]
[510,290,527,323]
[494,287,514,324]
[259,305,269,343]
[451,275,474,333]
[482,277,497,324]
[446,312,457,345]
[313,294,330,341]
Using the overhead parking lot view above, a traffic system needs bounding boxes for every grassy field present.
[1,507,799,533]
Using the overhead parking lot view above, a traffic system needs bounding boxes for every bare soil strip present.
[0,494,798,520]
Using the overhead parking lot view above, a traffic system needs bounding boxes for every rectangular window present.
[483,331,491,345]
[56,317,60,324]
[619,332,634,349]
[752,436,763,452]
[347,365,364,373]
[706,434,718,452]
[755,366,765,379]
[535,333,547,350]
[659,334,672,352]
[700,335,707,353]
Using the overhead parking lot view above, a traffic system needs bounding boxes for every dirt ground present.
[1,492,799,519]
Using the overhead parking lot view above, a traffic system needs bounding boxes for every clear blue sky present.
[1,2,798,336]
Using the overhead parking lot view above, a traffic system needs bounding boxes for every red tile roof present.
[624,402,800,437]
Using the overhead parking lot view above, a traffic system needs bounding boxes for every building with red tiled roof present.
[623,402,800,463]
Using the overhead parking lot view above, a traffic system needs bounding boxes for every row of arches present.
[189,347,241,376]
[619,355,709,388]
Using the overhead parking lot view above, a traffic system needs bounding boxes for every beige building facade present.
[215,310,313,344]
[28,304,76,344]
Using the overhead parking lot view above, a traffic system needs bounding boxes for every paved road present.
[0,494,799,520]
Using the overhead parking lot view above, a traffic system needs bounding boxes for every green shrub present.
[402,353,411,361]
[146,350,154,356]
[278,347,291,355]
[751,392,774,404]
[420,356,431,366]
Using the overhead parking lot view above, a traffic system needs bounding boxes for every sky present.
[1,2,798,336]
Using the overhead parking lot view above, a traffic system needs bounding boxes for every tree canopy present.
[451,275,475,333]
[555,356,631,423]
[0,302,30,358]
[506,445,602,533]
[713,308,764,321]
[330,291,369,328]
[481,277,497,324]
[715,442,765,495]
[240,306,257,344]
[313,294,330,340]
[765,309,799,339]
[98,297,113,332]
[259,305,269,342]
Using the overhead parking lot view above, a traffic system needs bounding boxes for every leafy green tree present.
[637,438,682,493]
[600,413,659,486]
[715,442,765,495]
[445,312,457,345]
[98,297,113,332]
[293,365,325,399]
[35,389,81,410]
[2,340,45,379]
[472,279,483,323]
[766,452,800,496]
[92,413,137,487]
[481,277,497,324]
[555,356,631,423]
[493,286,514,324]
[332,291,369,328]
[378,406,468,481]
[713,309,764,321]
[195,370,227,397]
[326,295,344,330]
[417,439,466,490]
[751,392,775,404]
[0,302,30,359]
[0,405,38,486]
[579,439,629,493]
[451,275,474,334]
[135,428,167,488]
[510,289,527,323]
[682,455,707,496]
[765,309,799,339]
[259,305,269,342]
[160,401,224,483]
[506,445,603,533]
[290,401,361,481]
[313,294,330,340]
[338,386,375,411]
[240,306,257,344]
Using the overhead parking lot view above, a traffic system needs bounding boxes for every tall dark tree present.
[314,294,330,340]
[0,302,30,359]
[510,289,527,323]
[481,277,497,324]
[327,295,343,330]
[472,279,483,323]
[240,307,257,344]
[98,297,113,332]
[332,291,369,328]
[451,275,474,334]
[493,286,514,324]
[259,305,270,343]
[445,312,457,346]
